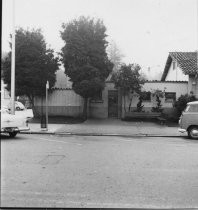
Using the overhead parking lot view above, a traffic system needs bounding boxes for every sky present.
[2,0,198,80]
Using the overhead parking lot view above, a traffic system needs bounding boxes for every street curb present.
[21,131,182,138]
[55,133,181,138]
[21,131,55,135]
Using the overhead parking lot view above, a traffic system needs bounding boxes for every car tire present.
[9,132,18,138]
[188,126,198,139]
[16,107,20,111]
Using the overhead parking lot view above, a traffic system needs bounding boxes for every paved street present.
[1,133,198,208]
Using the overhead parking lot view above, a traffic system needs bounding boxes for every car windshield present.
[185,104,198,113]
[184,105,190,112]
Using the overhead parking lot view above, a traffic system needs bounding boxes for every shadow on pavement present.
[29,116,85,124]
[0,133,30,141]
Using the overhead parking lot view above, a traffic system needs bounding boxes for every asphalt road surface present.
[1,133,198,208]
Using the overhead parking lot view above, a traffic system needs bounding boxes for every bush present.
[174,94,197,117]
[151,89,164,113]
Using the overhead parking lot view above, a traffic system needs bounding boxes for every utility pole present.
[11,0,15,115]
[197,0,198,71]
[46,81,49,130]
[196,0,198,98]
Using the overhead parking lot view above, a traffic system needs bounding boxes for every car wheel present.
[188,126,198,139]
[9,132,18,138]
[16,107,20,111]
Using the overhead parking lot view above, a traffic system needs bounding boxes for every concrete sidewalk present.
[22,118,186,137]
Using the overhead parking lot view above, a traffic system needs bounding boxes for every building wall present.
[88,82,116,119]
[165,60,188,81]
[89,81,188,119]
[188,75,198,98]
[143,81,188,99]
[34,81,189,119]
[34,89,84,117]
[121,81,188,118]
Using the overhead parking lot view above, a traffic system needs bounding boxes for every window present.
[173,61,176,70]
[186,105,198,113]
[165,92,176,102]
[141,92,151,102]
[90,90,103,102]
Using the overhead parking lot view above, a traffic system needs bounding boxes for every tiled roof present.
[145,80,187,83]
[161,52,198,81]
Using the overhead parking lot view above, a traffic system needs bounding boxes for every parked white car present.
[4,101,34,120]
[1,108,30,137]
[14,108,34,121]
[179,101,198,139]
[7,101,25,111]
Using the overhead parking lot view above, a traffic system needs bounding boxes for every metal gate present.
[108,90,118,118]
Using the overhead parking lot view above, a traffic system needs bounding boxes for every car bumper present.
[1,127,30,133]
[178,128,186,133]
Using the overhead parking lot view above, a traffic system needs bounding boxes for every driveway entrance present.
[108,90,118,118]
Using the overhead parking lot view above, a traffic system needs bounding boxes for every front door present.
[108,90,118,118]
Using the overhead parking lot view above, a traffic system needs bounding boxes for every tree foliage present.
[151,89,164,113]
[2,28,60,107]
[60,16,113,118]
[113,64,144,93]
[112,63,145,112]
[174,94,197,116]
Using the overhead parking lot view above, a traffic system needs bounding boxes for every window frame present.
[90,90,103,103]
[172,61,176,70]
[165,92,176,103]
[141,91,151,102]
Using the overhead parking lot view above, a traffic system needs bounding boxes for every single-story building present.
[161,51,198,98]
[3,51,196,119]
[34,70,189,119]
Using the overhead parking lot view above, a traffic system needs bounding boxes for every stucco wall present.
[34,106,83,117]
[165,60,188,81]
[188,76,198,98]
[89,81,188,119]
[88,82,116,119]
[33,81,189,118]
[34,89,84,117]
[121,81,188,118]
[143,81,188,99]
[34,89,83,106]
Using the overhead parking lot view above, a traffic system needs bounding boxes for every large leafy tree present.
[112,64,145,112]
[2,28,60,108]
[60,16,113,119]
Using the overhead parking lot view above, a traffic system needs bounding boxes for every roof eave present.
[161,55,172,81]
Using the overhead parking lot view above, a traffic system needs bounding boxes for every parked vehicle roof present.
[187,101,198,105]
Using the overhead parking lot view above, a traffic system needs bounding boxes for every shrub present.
[136,96,144,112]
[151,89,164,113]
[174,94,197,116]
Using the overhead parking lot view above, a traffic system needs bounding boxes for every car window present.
[184,105,190,112]
[186,105,198,112]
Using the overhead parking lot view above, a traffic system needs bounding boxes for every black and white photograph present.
[1,0,198,208]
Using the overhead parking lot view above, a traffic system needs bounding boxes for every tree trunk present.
[83,97,88,120]
[128,96,133,112]
[29,95,39,117]
[124,95,126,113]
